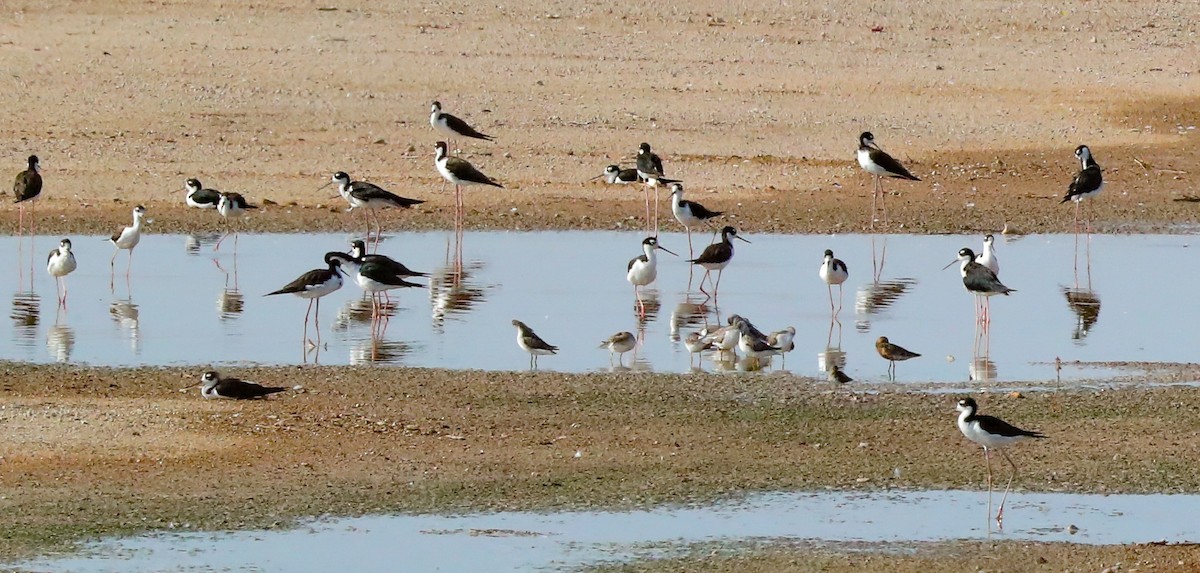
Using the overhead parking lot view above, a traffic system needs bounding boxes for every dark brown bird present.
[199,371,286,400]
[876,336,921,380]
[13,155,41,234]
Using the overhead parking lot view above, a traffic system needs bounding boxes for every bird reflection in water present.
[336,295,398,330]
[855,240,917,333]
[1064,257,1101,343]
[46,309,75,363]
[429,229,489,332]
[817,317,846,377]
[969,356,998,383]
[212,257,244,320]
[185,234,221,256]
[349,337,412,365]
[11,291,40,345]
[632,288,661,328]
[109,297,141,354]
[670,294,711,343]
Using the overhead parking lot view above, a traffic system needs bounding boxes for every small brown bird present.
[876,336,921,380]
[512,319,557,369]
[828,364,853,384]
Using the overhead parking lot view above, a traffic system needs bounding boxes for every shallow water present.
[1,231,1191,382]
[19,490,1200,572]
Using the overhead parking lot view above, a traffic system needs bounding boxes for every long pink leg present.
[996,449,1019,527]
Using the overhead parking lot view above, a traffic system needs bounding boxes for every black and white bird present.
[199,371,287,400]
[184,178,221,209]
[325,171,425,243]
[108,205,146,283]
[592,164,640,185]
[687,226,750,299]
[955,396,1046,527]
[214,192,257,251]
[1060,144,1103,234]
[599,331,637,367]
[434,141,503,218]
[13,154,42,235]
[976,234,999,275]
[512,319,558,369]
[265,252,346,345]
[856,132,920,228]
[944,247,1015,325]
[819,249,849,315]
[635,142,680,234]
[46,238,77,308]
[349,239,427,278]
[627,236,676,317]
[430,101,494,145]
[669,183,723,257]
[328,252,423,326]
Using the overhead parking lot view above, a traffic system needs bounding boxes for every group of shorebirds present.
[14,101,1094,530]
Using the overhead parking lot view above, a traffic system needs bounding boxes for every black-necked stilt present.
[976,234,999,275]
[349,239,427,278]
[215,192,256,251]
[856,132,920,228]
[599,331,637,367]
[819,249,849,315]
[669,183,723,257]
[265,251,346,346]
[329,252,423,323]
[199,370,287,400]
[512,319,558,369]
[184,178,221,209]
[955,396,1046,527]
[1060,144,1103,234]
[430,101,494,147]
[687,226,749,299]
[13,155,41,235]
[593,164,640,185]
[627,236,676,317]
[46,238,77,308]
[108,205,146,283]
[635,143,679,234]
[434,141,503,220]
[324,171,425,243]
[944,247,1015,325]
[767,326,796,368]
[828,364,853,383]
[875,336,920,380]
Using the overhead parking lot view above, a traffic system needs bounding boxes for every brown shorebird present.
[13,155,42,235]
[512,319,557,369]
[875,336,920,380]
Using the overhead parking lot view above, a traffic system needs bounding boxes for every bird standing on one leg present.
[856,132,920,228]
[955,396,1046,528]
[215,192,256,251]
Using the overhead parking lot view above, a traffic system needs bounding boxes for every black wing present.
[627,254,648,272]
[443,112,494,141]
[975,414,1045,439]
[523,331,558,352]
[14,170,41,203]
[190,188,221,206]
[1062,165,1102,203]
[682,199,722,220]
[266,268,336,296]
[689,242,731,264]
[218,378,287,399]
[869,149,920,181]
[445,157,503,188]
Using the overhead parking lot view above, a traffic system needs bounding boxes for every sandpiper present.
[512,319,558,369]
[875,336,920,380]
[599,331,637,367]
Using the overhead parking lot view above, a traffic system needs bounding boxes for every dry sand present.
[2,0,1199,567]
